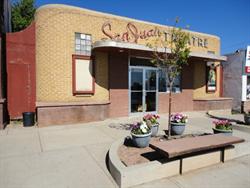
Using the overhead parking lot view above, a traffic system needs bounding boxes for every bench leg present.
[179,159,183,175]
[221,148,225,163]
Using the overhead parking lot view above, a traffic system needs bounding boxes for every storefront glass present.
[145,70,157,112]
[158,69,181,92]
[130,69,143,112]
[130,67,157,113]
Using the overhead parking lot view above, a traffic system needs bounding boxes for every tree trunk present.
[168,83,173,138]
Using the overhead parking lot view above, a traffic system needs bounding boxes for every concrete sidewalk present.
[0,111,250,188]
[135,155,250,188]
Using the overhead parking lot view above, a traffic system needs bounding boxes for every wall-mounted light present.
[206,61,221,68]
[206,61,214,67]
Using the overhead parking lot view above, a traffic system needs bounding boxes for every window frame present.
[72,54,95,95]
[75,32,92,56]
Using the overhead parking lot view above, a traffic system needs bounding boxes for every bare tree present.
[148,18,190,137]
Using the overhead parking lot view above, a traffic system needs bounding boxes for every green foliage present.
[150,19,191,85]
[215,125,232,131]
[131,127,151,135]
[148,18,191,137]
[131,122,151,135]
[213,120,233,131]
[11,0,36,32]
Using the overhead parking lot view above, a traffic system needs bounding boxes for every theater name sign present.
[101,22,209,48]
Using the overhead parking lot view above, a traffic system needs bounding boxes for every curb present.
[206,111,244,124]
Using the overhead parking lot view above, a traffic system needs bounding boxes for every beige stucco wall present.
[35,6,110,102]
[35,4,221,102]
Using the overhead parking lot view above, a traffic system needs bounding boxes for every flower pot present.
[131,131,152,148]
[170,122,185,135]
[151,124,159,137]
[212,128,233,136]
[244,114,250,125]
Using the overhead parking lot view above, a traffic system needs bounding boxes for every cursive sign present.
[101,22,208,48]
[102,22,161,43]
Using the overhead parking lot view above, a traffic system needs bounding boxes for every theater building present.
[6,4,232,126]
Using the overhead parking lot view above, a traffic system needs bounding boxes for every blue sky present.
[35,0,250,54]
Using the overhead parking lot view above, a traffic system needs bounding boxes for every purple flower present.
[131,122,140,130]
[170,113,188,123]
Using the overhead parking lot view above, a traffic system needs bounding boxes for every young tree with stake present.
[148,18,190,138]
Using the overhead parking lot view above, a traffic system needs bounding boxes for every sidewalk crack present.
[37,129,44,153]
[169,177,184,188]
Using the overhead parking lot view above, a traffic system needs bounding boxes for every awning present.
[93,40,227,61]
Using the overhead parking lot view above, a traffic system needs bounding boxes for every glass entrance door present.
[129,67,158,114]
[130,68,143,113]
[145,69,157,112]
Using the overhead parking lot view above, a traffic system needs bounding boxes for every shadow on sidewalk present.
[108,123,132,130]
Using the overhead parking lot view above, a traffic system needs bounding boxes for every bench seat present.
[150,134,244,158]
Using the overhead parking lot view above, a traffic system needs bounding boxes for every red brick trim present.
[72,54,95,95]
[37,103,109,126]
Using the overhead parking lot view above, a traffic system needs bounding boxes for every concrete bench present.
[150,134,244,159]
[109,135,246,188]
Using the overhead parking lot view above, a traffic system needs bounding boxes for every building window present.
[72,55,95,95]
[159,69,167,92]
[158,69,181,93]
[75,33,92,56]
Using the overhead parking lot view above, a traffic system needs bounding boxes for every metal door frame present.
[129,65,159,115]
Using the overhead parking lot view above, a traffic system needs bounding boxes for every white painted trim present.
[75,59,92,91]
[242,75,247,101]
[93,40,227,61]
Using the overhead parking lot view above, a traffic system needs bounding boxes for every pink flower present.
[143,113,160,124]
